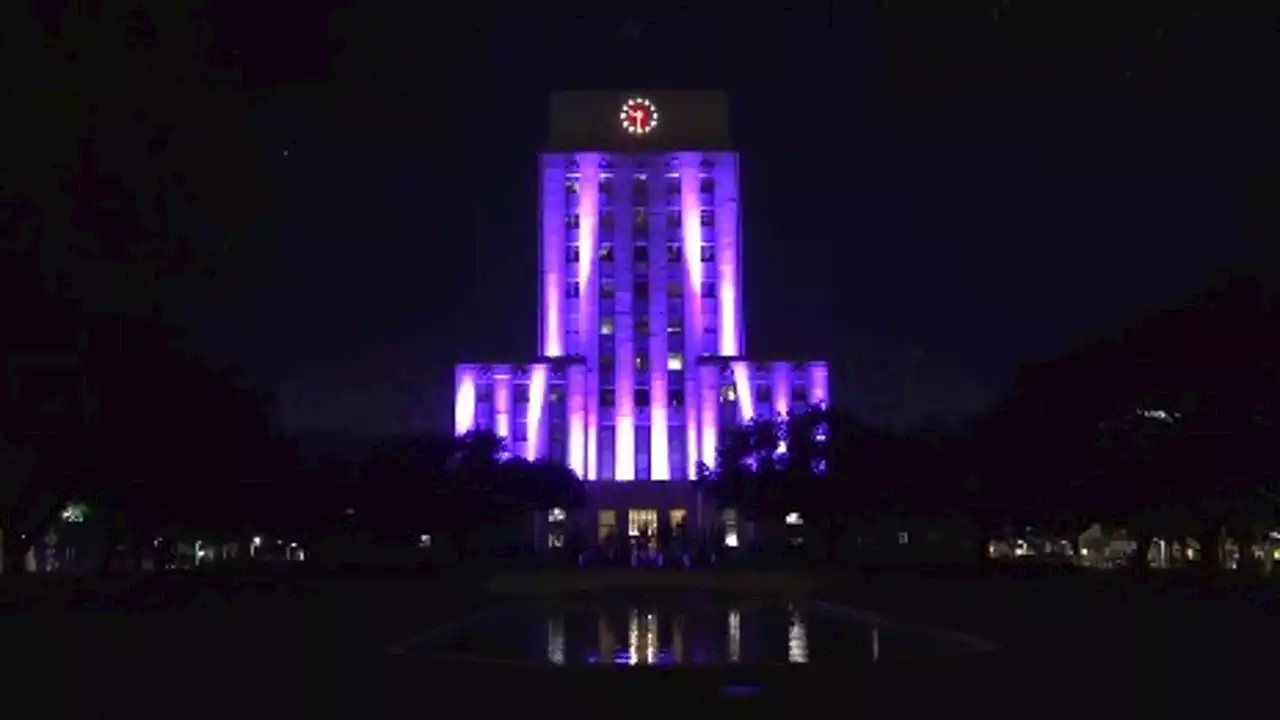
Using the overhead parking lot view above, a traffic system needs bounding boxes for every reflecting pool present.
[395,599,992,667]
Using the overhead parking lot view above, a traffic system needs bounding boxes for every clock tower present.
[453,91,830,543]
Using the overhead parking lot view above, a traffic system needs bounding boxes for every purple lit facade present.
[454,92,829,538]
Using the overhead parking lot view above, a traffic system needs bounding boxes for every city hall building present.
[454,91,829,547]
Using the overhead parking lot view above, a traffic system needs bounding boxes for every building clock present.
[619,97,659,135]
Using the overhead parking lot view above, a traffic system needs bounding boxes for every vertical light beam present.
[699,363,719,470]
[578,153,600,480]
[679,153,704,480]
[808,362,830,408]
[526,363,548,461]
[730,360,753,424]
[714,156,742,357]
[567,363,587,480]
[493,367,512,444]
[454,365,477,436]
[541,158,566,357]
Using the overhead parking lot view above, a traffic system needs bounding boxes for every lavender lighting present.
[715,157,742,357]
[567,363,586,480]
[464,115,833,482]
[493,367,512,442]
[526,363,548,461]
[578,152,600,481]
[730,360,753,423]
[454,366,477,436]
[541,158,566,357]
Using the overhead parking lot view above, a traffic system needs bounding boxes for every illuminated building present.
[455,91,829,539]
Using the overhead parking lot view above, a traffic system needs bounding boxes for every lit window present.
[898,532,909,545]
[601,318,614,335]
[785,512,803,526]
[719,384,736,402]
[667,353,683,370]
[669,509,687,532]
[723,509,740,548]
[629,508,658,537]
[598,510,618,542]
[548,507,567,523]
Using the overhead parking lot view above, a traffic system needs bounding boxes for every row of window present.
[562,155,717,173]
[567,280,716,299]
[565,209,715,230]
[473,379,811,415]
[565,176,715,199]
[566,243,717,264]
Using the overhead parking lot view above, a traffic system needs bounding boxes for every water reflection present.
[728,608,742,663]
[555,604,809,667]
[415,600,990,667]
[788,605,808,664]
[547,614,565,666]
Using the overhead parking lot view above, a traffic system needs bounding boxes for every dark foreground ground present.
[4,565,1276,718]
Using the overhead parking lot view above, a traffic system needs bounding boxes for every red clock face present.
[620,97,660,135]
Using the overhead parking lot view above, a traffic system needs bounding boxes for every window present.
[600,317,614,335]
[635,354,647,373]
[669,388,684,407]
[666,210,681,226]
[666,244,681,262]
[667,353,683,371]
[566,245,580,263]
[722,509,739,547]
[601,279,615,299]
[514,383,530,403]
[631,179,647,203]
[634,244,649,263]
[785,512,804,526]
[635,318,649,335]
[601,389,615,407]
[700,244,715,262]
[629,508,658,537]
[700,281,716,299]
[567,214,579,229]
[792,384,807,403]
[635,388,650,407]
[566,180,580,195]
[719,384,736,402]
[670,509,687,534]
[598,510,617,542]
[699,177,714,195]
[635,281,649,300]
[513,420,528,442]
[476,383,493,403]
[633,207,648,229]
[600,244,615,263]
[548,507,567,523]
[667,280,682,298]
[700,209,714,227]
[898,532,910,545]
[754,384,770,404]
[667,317,682,333]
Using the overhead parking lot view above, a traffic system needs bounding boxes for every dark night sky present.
[173,2,1273,435]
